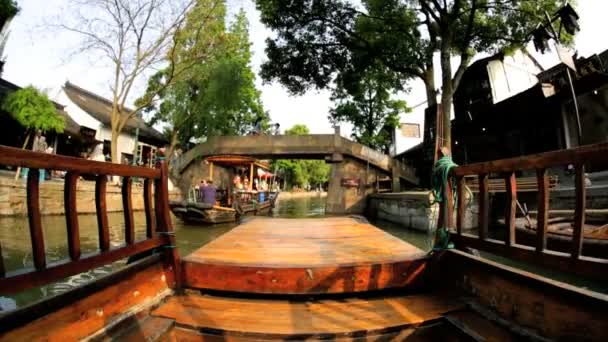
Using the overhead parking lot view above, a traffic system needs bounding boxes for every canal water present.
[0,196,433,311]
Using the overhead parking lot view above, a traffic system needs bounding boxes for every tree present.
[256,0,571,149]
[273,124,330,190]
[330,64,409,153]
[139,6,266,160]
[3,86,65,148]
[56,0,218,163]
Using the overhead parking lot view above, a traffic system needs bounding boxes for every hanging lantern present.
[532,25,551,54]
[557,3,580,35]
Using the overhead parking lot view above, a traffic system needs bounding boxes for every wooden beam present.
[572,164,586,259]
[144,178,156,239]
[478,174,489,240]
[122,177,134,245]
[209,162,214,180]
[456,176,465,236]
[26,169,46,270]
[0,237,166,295]
[536,169,549,253]
[249,163,254,191]
[452,142,608,176]
[0,240,4,278]
[504,172,517,247]
[95,175,110,252]
[452,234,608,282]
[0,145,160,178]
[64,172,81,261]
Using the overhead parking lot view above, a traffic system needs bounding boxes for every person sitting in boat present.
[202,180,217,205]
[234,175,243,191]
[243,177,249,191]
[198,180,207,202]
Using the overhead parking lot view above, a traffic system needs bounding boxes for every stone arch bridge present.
[174,131,418,214]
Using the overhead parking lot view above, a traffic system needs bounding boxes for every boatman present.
[202,179,217,205]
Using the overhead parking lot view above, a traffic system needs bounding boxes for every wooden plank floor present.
[152,293,462,339]
[182,217,429,294]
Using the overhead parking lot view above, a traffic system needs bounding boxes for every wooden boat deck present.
[151,292,463,340]
[182,217,429,294]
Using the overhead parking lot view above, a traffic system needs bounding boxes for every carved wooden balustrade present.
[440,143,608,282]
[0,145,180,294]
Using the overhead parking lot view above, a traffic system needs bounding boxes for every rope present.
[429,155,458,252]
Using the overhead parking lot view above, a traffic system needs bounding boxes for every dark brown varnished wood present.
[451,142,608,176]
[95,175,110,252]
[0,260,169,340]
[0,239,4,278]
[536,169,549,252]
[155,160,181,289]
[456,176,465,235]
[446,178,454,229]
[572,164,586,259]
[64,172,81,261]
[504,172,517,247]
[144,178,156,238]
[478,174,489,240]
[26,168,46,270]
[122,177,135,245]
[0,237,166,295]
[452,233,608,282]
[0,145,160,178]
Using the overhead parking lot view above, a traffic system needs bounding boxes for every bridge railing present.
[441,142,608,282]
[0,145,180,295]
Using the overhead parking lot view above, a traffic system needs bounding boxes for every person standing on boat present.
[202,180,217,205]
[198,180,207,202]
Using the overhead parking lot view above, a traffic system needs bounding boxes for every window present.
[400,123,420,138]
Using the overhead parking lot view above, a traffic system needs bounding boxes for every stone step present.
[151,293,463,340]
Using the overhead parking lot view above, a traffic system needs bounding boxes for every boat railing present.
[235,190,272,203]
[0,145,180,295]
[442,142,608,282]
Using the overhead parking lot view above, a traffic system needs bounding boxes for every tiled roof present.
[63,82,167,144]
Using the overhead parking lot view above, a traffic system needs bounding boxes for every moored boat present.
[514,216,608,258]
[170,155,280,225]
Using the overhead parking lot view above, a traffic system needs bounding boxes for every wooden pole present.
[249,163,254,191]
[209,162,214,180]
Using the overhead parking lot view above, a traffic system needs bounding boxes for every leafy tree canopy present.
[139,2,267,154]
[330,63,409,153]
[2,86,64,133]
[256,0,575,148]
[0,0,19,20]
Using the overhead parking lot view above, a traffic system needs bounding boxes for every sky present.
[1,0,607,136]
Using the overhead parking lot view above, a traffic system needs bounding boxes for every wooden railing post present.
[456,176,465,236]
[0,241,4,277]
[95,175,110,251]
[27,169,46,270]
[572,164,586,259]
[504,172,517,247]
[122,176,135,245]
[64,172,81,261]
[155,159,181,288]
[478,174,489,240]
[536,169,549,253]
[144,178,156,239]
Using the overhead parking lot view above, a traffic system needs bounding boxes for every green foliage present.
[330,64,409,153]
[2,86,64,133]
[0,0,19,21]
[273,124,330,190]
[139,2,267,147]
[256,0,575,146]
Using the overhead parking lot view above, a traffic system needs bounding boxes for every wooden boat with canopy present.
[169,155,279,224]
[1,144,608,341]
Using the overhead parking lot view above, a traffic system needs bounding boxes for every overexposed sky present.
[2,0,607,135]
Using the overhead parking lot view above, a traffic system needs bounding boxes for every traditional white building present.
[57,82,167,166]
